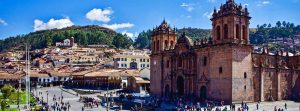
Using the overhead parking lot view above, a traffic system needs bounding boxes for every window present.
[132,59,136,62]
[140,59,142,62]
[242,25,247,40]
[244,72,247,78]
[147,64,149,67]
[170,41,174,49]
[165,40,168,50]
[166,60,170,68]
[269,72,271,77]
[147,59,150,62]
[224,24,228,39]
[125,58,127,61]
[125,64,127,67]
[244,85,246,90]
[156,40,159,51]
[217,26,221,40]
[153,41,156,50]
[219,67,223,73]
[236,24,240,39]
[178,57,182,67]
[203,56,207,66]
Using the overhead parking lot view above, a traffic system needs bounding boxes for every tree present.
[0,84,15,111]
[276,21,282,28]
[112,33,133,49]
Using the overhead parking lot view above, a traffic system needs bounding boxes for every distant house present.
[55,37,77,48]
[0,70,23,88]
[127,76,150,93]
[113,51,150,70]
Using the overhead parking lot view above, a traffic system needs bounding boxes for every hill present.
[0,25,133,52]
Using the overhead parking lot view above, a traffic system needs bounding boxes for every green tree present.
[112,33,133,49]
[0,84,15,111]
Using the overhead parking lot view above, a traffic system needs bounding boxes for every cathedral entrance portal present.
[200,86,207,100]
[165,85,170,97]
[177,76,184,96]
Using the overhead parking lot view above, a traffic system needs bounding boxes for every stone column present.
[260,71,264,101]
[277,73,281,100]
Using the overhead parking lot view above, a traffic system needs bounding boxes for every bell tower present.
[151,20,176,54]
[150,20,176,96]
[211,0,251,45]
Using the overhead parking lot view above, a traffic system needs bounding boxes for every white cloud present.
[181,3,195,12]
[101,23,134,30]
[122,31,133,38]
[122,31,138,40]
[0,18,8,26]
[203,11,213,18]
[86,8,113,22]
[34,17,74,31]
[257,1,270,6]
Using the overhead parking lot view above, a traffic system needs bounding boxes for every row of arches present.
[152,40,175,51]
[216,24,247,40]
[164,76,207,99]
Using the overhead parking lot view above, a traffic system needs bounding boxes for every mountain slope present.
[0,25,118,52]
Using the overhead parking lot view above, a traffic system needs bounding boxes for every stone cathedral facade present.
[150,0,300,103]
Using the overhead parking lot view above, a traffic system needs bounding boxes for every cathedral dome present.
[177,32,193,46]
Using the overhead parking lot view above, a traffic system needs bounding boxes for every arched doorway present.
[165,85,170,97]
[200,86,207,100]
[177,76,184,96]
[130,62,137,69]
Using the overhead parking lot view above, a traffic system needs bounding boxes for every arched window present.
[153,41,156,51]
[224,24,228,39]
[244,72,247,78]
[217,26,221,40]
[165,40,168,50]
[219,66,223,74]
[170,41,174,49]
[242,25,247,40]
[156,40,160,51]
[178,56,182,67]
[166,60,170,68]
[203,56,207,66]
[236,24,240,39]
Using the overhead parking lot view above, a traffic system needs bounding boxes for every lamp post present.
[46,91,49,104]
[61,90,63,103]
[17,79,21,111]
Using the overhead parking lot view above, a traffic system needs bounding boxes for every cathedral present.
[150,0,300,103]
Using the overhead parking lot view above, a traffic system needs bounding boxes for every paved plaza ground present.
[34,86,300,111]
[224,101,299,111]
[36,87,108,111]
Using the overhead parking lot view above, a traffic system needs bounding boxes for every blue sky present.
[0,0,299,39]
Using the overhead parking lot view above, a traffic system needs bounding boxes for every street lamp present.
[61,90,63,103]
[46,91,49,104]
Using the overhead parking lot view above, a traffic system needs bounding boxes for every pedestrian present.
[284,103,287,109]
[256,103,259,110]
